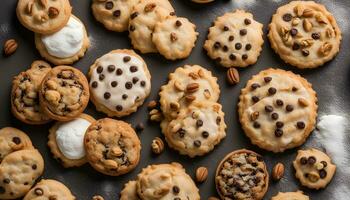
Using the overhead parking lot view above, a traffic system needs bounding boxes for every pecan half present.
[151,137,164,154]
[195,167,208,183]
[3,39,18,56]
[144,3,156,12]
[226,68,239,85]
[318,42,332,56]
[272,162,285,181]
[186,83,199,93]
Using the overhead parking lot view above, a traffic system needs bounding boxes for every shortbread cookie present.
[16,0,72,34]
[204,10,264,68]
[120,181,140,200]
[215,149,269,200]
[88,49,151,117]
[0,149,44,199]
[39,66,90,121]
[268,1,342,69]
[92,0,139,32]
[293,148,336,189]
[48,113,95,168]
[23,179,75,200]
[238,68,318,152]
[84,118,141,176]
[11,60,52,125]
[271,191,309,200]
[35,15,90,65]
[163,101,226,157]
[0,127,33,162]
[152,16,198,60]
[129,0,175,53]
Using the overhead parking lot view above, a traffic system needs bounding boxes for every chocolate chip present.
[312,32,320,40]
[276,121,284,128]
[141,81,146,87]
[113,10,121,17]
[251,83,260,90]
[116,105,123,111]
[130,12,138,19]
[122,94,128,99]
[32,164,37,170]
[290,28,298,37]
[196,120,203,127]
[292,87,298,92]
[253,121,261,128]
[132,77,139,84]
[286,105,294,112]
[99,74,105,81]
[229,54,236,60]
[300,157,308,165]
[244,18,251,25]
[178,129,186,138]
[276,99,284,106]
[125,82,133,89]
[252,96,259,103]
[235,43,242,50]
[3,179,10,184]
[135,123,144,132]
[275,129,283,137]
[130,66,138,72]
[92,81,98,88]
[222,45,229,52]
[271,113,279,120]
[292,43,300,50]
[0,187,5,194]
[297,121,305,129]
[104,92,111,99]
[264,77,272,83]
[111,81,118,87]
[12,137,21,144]
[194,140,201,147]
[216,116,221,125]
[116,68,123,75]
[240,29,247,36]
[265,105,273,113]
[170,11,176,16]
[321,161,328,168]
[319,169,327,178]
[173,186,180,194]
[107,65,115,72]
[268,87,277,95]
[228,35,234,41]
[282,13,292,22]
[214,42,221,49]
[308,156,316,165]
[223,26,229,31]
[105,1,114,10]
[175,20,182,27]
[129,25,135,32]
[302,49,309,57]
[202,131,209,138]
[242,54,248,60]
[245,44,252,51]
[97,66,103,73]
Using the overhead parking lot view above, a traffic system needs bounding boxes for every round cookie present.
[16,0,72,34]
[11,60,52,125]
[204,10,264,68]
[163,101,226,157]
[34,15,90,65]
[92,0,139,32]
[88,49,151,118]
[39,66,90,121]
[23,179,75,200]
[293,148,336,189]
[84,118,141,176]
[215,149,269,200]
[271,191,309,200]
[268,1,342,69]
[238,68,318,153]
[48,113,95,168]
[120,181,140,200]
[128,0,175,53]
[0,149,44,199]
[152,16,198,60]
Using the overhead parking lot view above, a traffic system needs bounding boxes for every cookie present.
[11,60,52,125]
[238,68,318,153]
[268,1,342,69]
[152,16,198,60]
[88,49,151,117]
[293,148,336,189]
[0,149,44,199]
[48,113,95,168]
[39,66,90,121]
[204,10,264,68]
[34,15,90,65]
[162,101,226,157]
[84,118,141,176]
[128,0,175,53]
[23,179,75,200]
[16,0,72,34]
[0,127,33,162]
[92,0,139,32]
[271,191,309,200]
[215,149,269,200]
[120,181,140,200]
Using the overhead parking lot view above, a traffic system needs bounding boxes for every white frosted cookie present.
[238,68,318,152]
[293,148,336,189]
[152,16,198,60]
[268,1,342,69]
[204,10,264,68]
[88,49,151,117]
[271,191,309,200]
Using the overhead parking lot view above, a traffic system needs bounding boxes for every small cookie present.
[16,0,72,34]
[120,181,140,200]
[0,149,44,199]
[0,127,33,162]
[35,15,90,65]
[84,118,141,176]
[238,68,318,152]
[204,10,264,68]
[11,60,52,125]
[163,101,226,157]
[293,148,336,189]
[23,179,75,200]
[268,1,342,69]
[152,16,198,60]
[88,49,151,117]
[128,0,175,53]
[215,149,269,200]
[39,66,90,121]
[48,113,95,168]
[271,191,309,200]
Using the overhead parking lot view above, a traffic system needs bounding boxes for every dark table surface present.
[1,0,350,199]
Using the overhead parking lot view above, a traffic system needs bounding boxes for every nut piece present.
[147,100,158,110]
[326,28,335,38]
[303,19,313,32]
[318,42,333,56]
[250,111,259,121]
[272,162,285,181]
[292,18,300,26]
[170,32,178,42]
[92,195,104,200]
[186,83,199,93]
[302,8,314,17]
[174,80,185,91]
[203,89,211,99]
[151,137,164,154]
[48,7,59,18]
[3,39,18,56]
[226,68,239,85]
[149,109,162,122]
[195,166,208,183]
[189,72,199,80]
[185,95,196,103]
[144,3,156,12]
[298,98,309,107]
[294,4,304,17]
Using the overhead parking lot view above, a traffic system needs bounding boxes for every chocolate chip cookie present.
[23,179,76,200]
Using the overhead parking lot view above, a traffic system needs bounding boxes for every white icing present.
[41,17,84,58]
[55,118,91,159]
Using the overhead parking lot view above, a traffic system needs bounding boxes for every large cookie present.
[268,1,342,69]
[238,68,318,152]
[23,179,76,200]
[271,191,309,200]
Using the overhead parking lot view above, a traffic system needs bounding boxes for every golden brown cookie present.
[23,179,76,200]
[271,191,309,200]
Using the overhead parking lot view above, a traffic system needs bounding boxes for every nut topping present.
[186,83,199,93]
[272,162,285,181]
[303,19,313,32]
[226,68,239,85]
[144,3,156,12]
[151,137,164,154]
[3,39,18,56]
[48,7,59,18]
[195,167,208,183]
[302,9,314,17]
[318,42,333,56]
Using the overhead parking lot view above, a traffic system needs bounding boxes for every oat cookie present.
[39,66,90,121]
[215,149,269,200]
[84,118,141,176]
[268,1,342,69]
[88,49,151,117]
[11,60,52,125]
[48,113,95,168]
[204,10,264,68]
[238,68,318,152]
[23,179,75,200]
[16,0,72,34]
[271,191,309,200]
[0,149,44,199]
[293,148,336,189]
[152,16,198,60]
[35,15,90,65]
